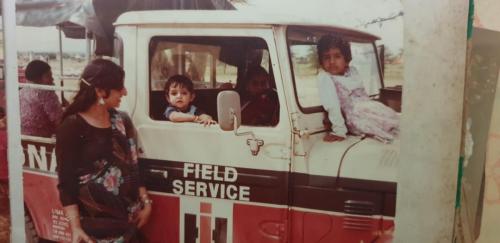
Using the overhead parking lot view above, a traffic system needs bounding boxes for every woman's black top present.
[56,114,115,206]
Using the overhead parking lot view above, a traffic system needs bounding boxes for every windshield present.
[287,26,382,111]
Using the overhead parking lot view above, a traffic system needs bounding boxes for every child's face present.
[246,73,270,96]
[320,48,348,75]
[166,84,195,111]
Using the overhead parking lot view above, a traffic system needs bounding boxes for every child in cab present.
[316,35,399,143]
[240,66,279,126]
[164,75,215,126]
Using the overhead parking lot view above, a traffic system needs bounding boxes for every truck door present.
[131,27,292,243]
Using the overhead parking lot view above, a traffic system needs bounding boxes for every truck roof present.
[115,10,380,41]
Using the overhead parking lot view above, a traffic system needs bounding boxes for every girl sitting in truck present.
[316,35,399,143]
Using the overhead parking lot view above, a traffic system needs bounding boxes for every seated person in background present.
[164,74,216,126]
[241,66,279,126]
[19,60,63,137]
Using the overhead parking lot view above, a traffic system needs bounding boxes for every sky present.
[238,0,403,53]
[13,0,403,54]
[16,25,87,53]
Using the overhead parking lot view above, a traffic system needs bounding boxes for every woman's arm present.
[135,187,152,228]
[56,116,83,206]
[120,111,152,228]
[56,116,93,242]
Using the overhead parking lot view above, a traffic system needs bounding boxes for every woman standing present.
[56,59,151,243]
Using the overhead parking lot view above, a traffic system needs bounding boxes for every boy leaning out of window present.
[163,74,216,126]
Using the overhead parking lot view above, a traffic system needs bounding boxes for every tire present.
[25,211,39,243]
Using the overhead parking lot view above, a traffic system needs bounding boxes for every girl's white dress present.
[317,68,399,142]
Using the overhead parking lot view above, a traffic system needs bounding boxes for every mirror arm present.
[232,113,255,140]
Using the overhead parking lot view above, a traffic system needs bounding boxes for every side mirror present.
[217,90,241,131]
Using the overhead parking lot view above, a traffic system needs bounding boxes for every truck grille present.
[342,216,375,231]
[344,200,375,215]
[342,200,376,231]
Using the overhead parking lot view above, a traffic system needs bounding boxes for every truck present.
[21,10,420,243]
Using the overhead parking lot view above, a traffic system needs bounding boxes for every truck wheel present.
[25,212,39,243]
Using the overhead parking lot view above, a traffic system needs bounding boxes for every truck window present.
[287,28,382,111]
[149,36,279,127]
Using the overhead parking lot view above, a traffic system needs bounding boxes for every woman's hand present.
[71,227,94,243]
[134,204,152,228]
[323,133,345,142]
[64,205,93,243]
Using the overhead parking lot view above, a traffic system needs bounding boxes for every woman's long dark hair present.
[62,59,125,120]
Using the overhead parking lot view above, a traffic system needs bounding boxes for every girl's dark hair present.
[25,60,51,83]
[164,75,194,95]
[317,35,352,64]
[62,59,125,119]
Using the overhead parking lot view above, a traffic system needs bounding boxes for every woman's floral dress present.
[57,110,143,243]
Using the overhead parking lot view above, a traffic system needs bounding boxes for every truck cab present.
[21,10,400,243]
[116,10,398,243]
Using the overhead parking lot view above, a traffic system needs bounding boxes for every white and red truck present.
[21,10,464,243]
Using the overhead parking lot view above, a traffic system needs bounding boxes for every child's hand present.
[323,133,345,142]
[196,114,217,127]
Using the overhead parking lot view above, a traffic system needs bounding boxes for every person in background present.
[240,66,279,126]
[19,60,62,137]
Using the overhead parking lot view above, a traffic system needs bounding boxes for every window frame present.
[148,38,241,91]
[144,31,284,129]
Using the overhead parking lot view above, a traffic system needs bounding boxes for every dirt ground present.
[0,182,10,242]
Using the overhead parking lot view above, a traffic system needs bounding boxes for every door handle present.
[147,168,168,179]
